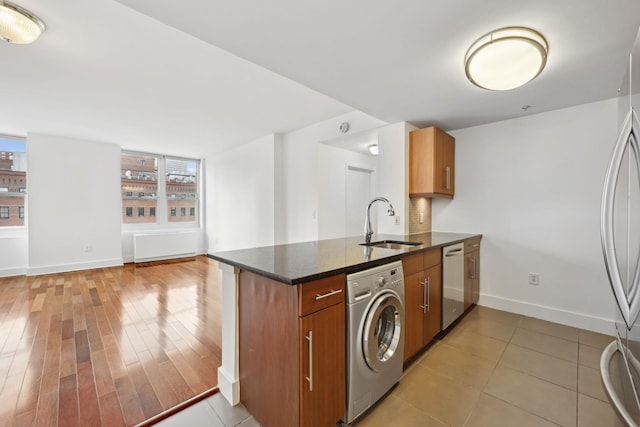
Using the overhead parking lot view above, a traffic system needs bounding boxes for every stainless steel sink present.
[360,240,422,249]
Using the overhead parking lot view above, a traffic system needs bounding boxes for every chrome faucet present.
[364,197,395,245]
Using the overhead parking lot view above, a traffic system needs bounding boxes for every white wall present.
[377,122,418,235]
[432,98,619,334]
[317,144,378,240]
[0,231,28,277]
[281,111,386,243]
[206,134,276,252]
[27,134,123,274]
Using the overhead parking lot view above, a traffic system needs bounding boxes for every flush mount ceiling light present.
[0,1,45,44]
[465,27,548,91]
[368,144,379,155]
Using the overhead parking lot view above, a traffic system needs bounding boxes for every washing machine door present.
[362,291,404,372]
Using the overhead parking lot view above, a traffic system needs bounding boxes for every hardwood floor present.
[0,256,222,427]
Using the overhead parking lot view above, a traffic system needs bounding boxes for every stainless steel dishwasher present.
[442,243,464,329]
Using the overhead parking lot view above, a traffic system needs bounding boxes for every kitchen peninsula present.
[209,231,481,427]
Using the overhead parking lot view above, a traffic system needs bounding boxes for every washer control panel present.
[346,261,404,304]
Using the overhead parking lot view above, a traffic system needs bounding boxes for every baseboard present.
[217,366,240,406]
[123,249,207,264]
[135,256,196,267]
[479,293,617,336]
[134,253,196,264]
[0,266,27,278]
[27,258,124,276]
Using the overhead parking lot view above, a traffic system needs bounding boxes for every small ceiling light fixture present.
[465,27,548,91]
[0,1,46,44]
[368,144,379,156]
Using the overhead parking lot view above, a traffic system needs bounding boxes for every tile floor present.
[357,306,620,427]
[158,306,620,427]
[155,392,259,427]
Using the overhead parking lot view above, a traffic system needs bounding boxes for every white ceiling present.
[2,0,640,158]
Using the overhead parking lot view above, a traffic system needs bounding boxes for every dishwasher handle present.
[445,248,463,257]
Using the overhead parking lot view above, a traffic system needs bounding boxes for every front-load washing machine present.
[344,260,405,425]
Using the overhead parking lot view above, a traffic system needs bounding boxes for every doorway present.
[346,166,375,238]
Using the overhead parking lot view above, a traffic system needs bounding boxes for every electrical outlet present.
[528,273,540,286]
[83,244,92,253]
[394,216,400,225]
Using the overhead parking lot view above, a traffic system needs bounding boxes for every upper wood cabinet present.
[409,126,455,198]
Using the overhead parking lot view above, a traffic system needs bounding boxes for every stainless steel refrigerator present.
[601,27,640,427]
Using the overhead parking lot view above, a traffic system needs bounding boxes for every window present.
[122,152,199,226]
[166,157,198,223]
[121,153,158,224]
[0,136,26,227]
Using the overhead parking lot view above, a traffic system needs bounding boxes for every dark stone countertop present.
[208,231,481,285]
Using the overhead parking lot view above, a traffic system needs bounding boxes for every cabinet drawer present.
[299,274,345,316]
[464,236,482,253]
[423,248,441,269]
[402,253,423,276]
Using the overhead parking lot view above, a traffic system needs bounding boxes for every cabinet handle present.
[315,289,342,300]
[472,258,477,280]
[306,331,313,391]
[420,278,430,313]
[426,278,430,313]
[445,166,451,190]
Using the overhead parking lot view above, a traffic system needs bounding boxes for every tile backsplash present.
[409,197,431,234]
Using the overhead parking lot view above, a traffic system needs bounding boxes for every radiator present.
[133,231,197,262]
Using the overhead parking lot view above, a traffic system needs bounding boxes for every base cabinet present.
[239,271,345,427]
[464,237,481,310]
[300,303,345,426]
[402,249,442,362]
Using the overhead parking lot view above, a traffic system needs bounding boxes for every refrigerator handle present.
[601,107,640,328]
[600,340,640,427]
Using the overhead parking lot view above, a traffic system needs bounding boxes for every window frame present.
[121,150,200,230]
[0,134,27,230]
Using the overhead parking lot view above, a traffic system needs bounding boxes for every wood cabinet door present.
[423,264,442,343]
[299,302,345,427]
[409,128,435,195]
[464,251,474,310]
[442,130,455,196]
[433,128,447,194]
[472,249,480,305]
[403,271,425,362]
[464,250,480,309]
